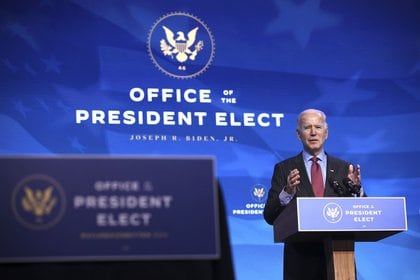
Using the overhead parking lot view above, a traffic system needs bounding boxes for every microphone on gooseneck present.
[328,169,348,196]
[328,177,347,196]
[342,178,362,197]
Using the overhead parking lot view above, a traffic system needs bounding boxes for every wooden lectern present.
[273,197,407,280]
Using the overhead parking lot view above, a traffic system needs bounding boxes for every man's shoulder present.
[275,153,302,166]
[326,153,349,166]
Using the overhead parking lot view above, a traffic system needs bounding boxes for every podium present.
[273,197,407,280]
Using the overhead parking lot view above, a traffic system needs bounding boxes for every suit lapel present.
[294,153,314,197]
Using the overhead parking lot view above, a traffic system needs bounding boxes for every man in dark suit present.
[263,109,363,280]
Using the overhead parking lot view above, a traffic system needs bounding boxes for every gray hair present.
[296,109,328,130]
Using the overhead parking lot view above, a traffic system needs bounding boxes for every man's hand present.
[347,164,361,185]
[285,169,300,194]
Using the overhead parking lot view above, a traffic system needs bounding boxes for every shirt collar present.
[303,150,326,163]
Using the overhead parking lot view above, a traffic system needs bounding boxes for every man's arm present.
[263,163,299,224]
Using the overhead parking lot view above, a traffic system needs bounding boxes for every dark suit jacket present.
[263,152,351,280]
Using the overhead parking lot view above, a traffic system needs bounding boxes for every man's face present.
[296,112,328,156]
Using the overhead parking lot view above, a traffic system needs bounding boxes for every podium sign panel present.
[274,197,407,243]
[297,197,407,232]
[0,156,219,262]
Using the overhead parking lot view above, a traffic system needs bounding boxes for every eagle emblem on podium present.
[323,202,343,224]
[326,206,340,220]
[22,186,57,223]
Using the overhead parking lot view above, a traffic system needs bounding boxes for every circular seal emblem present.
[148,12,215,79]
[251,183,267,203]
[11,174,66,230]
[323,202,343,224]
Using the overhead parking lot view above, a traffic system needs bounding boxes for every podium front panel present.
[297,197,407,232]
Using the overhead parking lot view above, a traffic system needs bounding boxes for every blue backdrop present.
[0,0,419,279]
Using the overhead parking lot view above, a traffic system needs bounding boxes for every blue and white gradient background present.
[1,0,419,279]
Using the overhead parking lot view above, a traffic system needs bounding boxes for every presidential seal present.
[148,12,215,79]
[323,202,343,224]
[11,174,66,230]
[251,183,267,203]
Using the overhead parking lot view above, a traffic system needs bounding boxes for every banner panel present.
[0,156,219,262]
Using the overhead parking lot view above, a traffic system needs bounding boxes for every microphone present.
[328,169,349,196]
[328,177,347,196]
[342,178,361,196]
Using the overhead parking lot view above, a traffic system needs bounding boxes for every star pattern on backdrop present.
[69,0,156,41]
[312,74,377,115]
[266,0,340,48]
[41,55,63,74]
